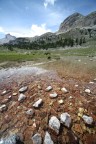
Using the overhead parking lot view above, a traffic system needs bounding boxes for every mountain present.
[0,34,16,45]
[58,11,96,33]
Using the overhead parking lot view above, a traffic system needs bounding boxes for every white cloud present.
[44,0,56,8]
[0,27,4,33]
[31,23,51,36]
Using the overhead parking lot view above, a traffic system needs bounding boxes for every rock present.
[33,99,43,108]
[50,92,58,98]
[13,93,18,96]
[0,104,7,112]
[44,131,54,144]
[93,78,96,82]
[0,134,23,144]
[69,96,73,99]
[32,133,42,144]
[75,84,78,87]
[85,89,91,94]
[61,87,68,93]
[46,86,52,92]
[49,116,60,134]
[82,115,93,125]
[1,90,7,96]
[19,86,28,93]
[89,81,94,84]
[60,113,71,128]
[58,99,64,104]
[18,94,26,102]
[26,109,34,118]
[1,99,9,104]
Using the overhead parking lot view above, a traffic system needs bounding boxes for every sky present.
[0,0,96,38]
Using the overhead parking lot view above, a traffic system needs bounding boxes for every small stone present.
[13,93,18,96]
[1,90,7,96]
[38,85,42,90]
[49,116,60,134]
[69,96,73,99]
[32,133,42,144]
[78,113,83,118]
[89,81,94,84]
[19,86,28,93]
[93,78,96,82]
[1,99,9,104]
[75,85,78,87]
[82,115,93,125]
[79,108,84,114]
[26,109,34,118]
[18,93,26,102]
[61,87,68,93]
[50,92,58,98]
[46,86,52,92]
[58,99,64,104]
[85,89,91,94]
[44,131,54,144]
[33,99,43,108]
[0,104,7,112]
[60,112,71,128]
[8,95,12,99]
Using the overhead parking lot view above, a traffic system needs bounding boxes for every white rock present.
[82,115,93,125]
[61,87,68,93]
[46,86,52,92]
[33,99,43,108]
[69,96,73,99]
[58,99,64,104]
[85,89,91,93]
[0,104,7,112]
[44,131,54,144]
[26,109,34,116]
[1,90,7,96]
[19,86,28,93]
[75,85,78,87]
[32,133,42,144]
[50,92,58,98]
[89,81,94,84]
[60,113,71,128]
[49,116,60,134]
[18,94,26,102]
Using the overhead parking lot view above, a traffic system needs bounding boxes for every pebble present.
[89,81,94,84]
[1,90,7,96]
[33,99,43,108]
[19,86,28,93]
[61,87,68,93]
[18,93,26,102]
[58,99,64,104]
[50,92,58,98]
[13,93,18,96]
[26,109,34,117]
[32,133,42,144]
[46,86,52,92]
[82,115,93,125]
[49,116,60,134]
[0,104,7,112]
[44,131,54,144]
[75,84,78,87]
[85,89,91,94]
[60,113,71,128]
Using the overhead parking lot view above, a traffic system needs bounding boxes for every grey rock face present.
[82,115,93,125]
[0,134,23,144]
[18,94,26,102]
[19,86,28,93]
[49,116,60,134]
[60,113,71,128]
[32,133,42,144]
[44,132,54,144]
[33,99,43,108]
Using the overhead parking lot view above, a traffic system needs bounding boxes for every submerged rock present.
[46,86,52,92]
[60,113,71,128]
[32,133,42,144]
[18,94,26,102]
[33,99,43,108]
[49,116,60,134]
[50,92,58,98]
[19,86,28,93]
[44,131,54,144]
[82,115,93,125]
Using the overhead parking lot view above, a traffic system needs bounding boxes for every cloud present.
[0,27,4,33]
[31,23,51,36]
[44,0,56,8]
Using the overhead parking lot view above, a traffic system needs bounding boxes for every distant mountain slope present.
[58,11,96,33]
[0,34,16,44]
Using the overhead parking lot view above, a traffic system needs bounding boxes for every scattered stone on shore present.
[13,92,18,96]
[61,87,68,93]
[50,92,58,98]
[75,84,78,87]
[46,86,52,92]
[82,115,93,125]
[89,81,94,84]
[85,89,91,94]
[26,109,34,118]
[33,99,43,108]
[60,113,71,128]
[58,99,64,104]
[78,107,84,117]
[1,90,7,96]
[32,133,42,144]
[49,116,60,134]
[19,86,28,93]
[1,98,9,104]
[18,93,26,102]
[0,104,7,112]
[44,131,54,144]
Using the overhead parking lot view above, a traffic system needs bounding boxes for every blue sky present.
[0,0,96,38]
